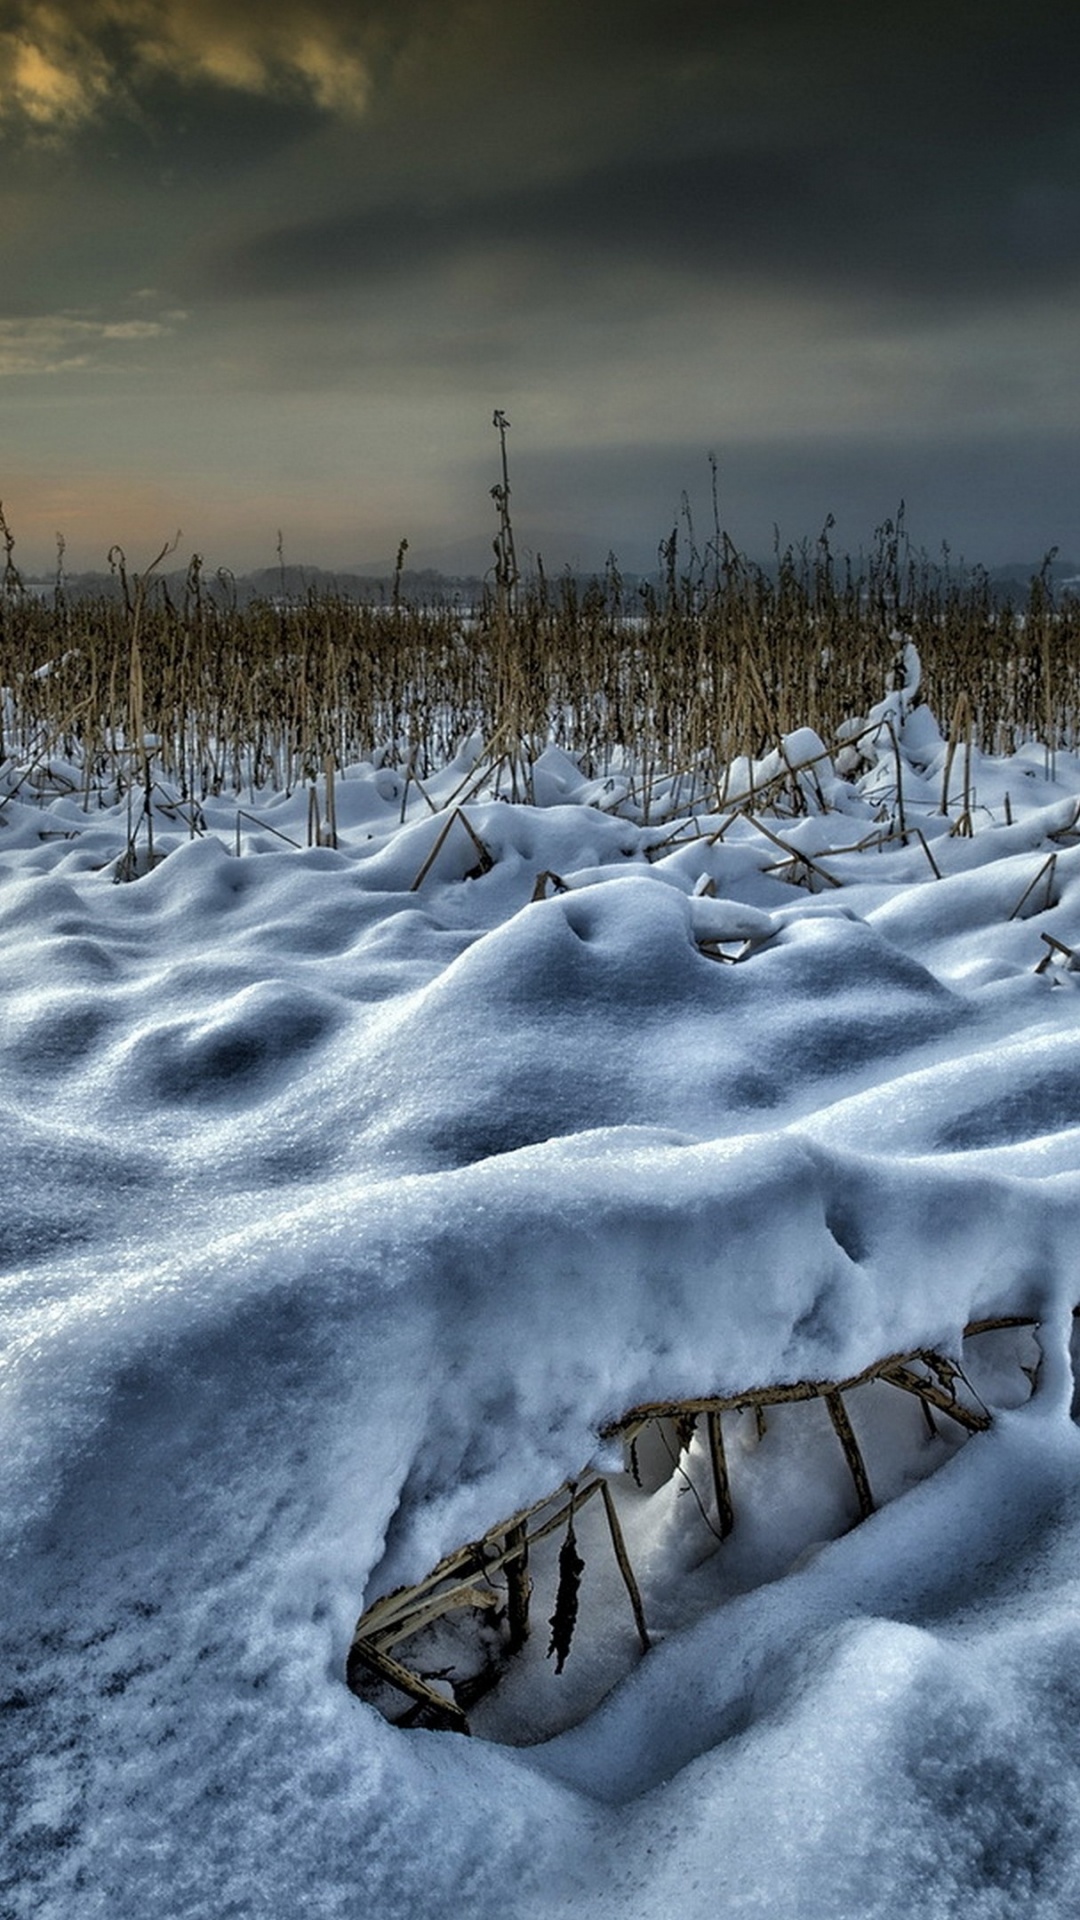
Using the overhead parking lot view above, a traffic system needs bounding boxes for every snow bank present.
[5,712,1080,1917]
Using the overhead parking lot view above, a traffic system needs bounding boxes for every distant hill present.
[18,552,1080,608]
[346,528,651,579]
[985,558,1080,596]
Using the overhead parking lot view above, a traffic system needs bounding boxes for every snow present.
[5,670,1080,1918]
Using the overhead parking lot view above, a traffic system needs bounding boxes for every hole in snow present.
[825,1201,866,1264]
[346,1317,1044,1744]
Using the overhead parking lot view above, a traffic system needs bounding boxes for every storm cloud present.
[1,0,1077,572]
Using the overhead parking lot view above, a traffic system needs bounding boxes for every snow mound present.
[6,714,1080,1918]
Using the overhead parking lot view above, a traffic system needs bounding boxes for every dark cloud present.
[8,0,1077,318]
[200,0,1080,313]
[506,431,1080,570]
[3,0,1077,570]
[213,138,1080,312]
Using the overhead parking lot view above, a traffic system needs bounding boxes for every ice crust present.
[5,712,1080,1918]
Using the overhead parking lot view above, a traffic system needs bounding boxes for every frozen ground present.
[5,660,1080,1917]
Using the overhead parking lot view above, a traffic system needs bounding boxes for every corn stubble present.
[1,518,1076,811]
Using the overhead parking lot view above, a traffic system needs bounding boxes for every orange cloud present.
[0,2,372,132]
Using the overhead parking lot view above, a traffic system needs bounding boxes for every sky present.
[0,0,1077,578]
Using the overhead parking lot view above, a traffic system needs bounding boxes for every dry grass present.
[346,1317,1042,1735]
[2,521,1078,805]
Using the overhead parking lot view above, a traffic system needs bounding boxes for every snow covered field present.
[6,653,1080,1918]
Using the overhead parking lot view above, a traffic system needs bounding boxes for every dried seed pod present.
[547,1512,585,1676]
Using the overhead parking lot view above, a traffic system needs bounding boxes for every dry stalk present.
[409,807,494,889]
[1008,852,1058,922]
[347,1318,1037,1732]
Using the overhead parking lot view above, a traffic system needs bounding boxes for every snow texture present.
[5,685,1080,1919]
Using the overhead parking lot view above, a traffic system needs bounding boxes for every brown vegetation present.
[2,515,1078,805]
